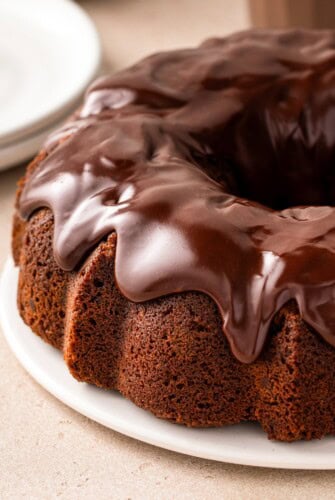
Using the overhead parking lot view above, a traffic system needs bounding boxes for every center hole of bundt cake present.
[203,155,335,211]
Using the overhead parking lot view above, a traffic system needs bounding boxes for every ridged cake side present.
[12,158,335,441]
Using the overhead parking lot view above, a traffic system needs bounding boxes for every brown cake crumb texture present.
[12,153,335,442]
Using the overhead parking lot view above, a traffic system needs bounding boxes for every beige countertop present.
[2,1,335,498]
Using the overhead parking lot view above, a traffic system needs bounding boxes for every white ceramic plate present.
[2,257,335,469]
[0,107,79,170]
[0,0,100,147]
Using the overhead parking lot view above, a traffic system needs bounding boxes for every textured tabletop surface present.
[2,1,335,498]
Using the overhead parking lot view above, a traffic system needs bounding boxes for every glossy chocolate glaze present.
[19,30,335,362]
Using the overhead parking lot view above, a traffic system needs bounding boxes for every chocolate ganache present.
[19,30,335,363]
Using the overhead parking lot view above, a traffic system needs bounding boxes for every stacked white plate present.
[0,0,101,170]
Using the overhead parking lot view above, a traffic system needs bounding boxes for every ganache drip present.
[19,30,335,362]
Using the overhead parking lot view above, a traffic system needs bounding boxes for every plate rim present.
[2,256,335,470]
[0,101,80,171]
[0,0,101,145]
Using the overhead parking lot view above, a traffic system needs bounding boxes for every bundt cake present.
[12,29,335,441]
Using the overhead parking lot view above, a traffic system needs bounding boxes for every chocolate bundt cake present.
[13,29,335,441]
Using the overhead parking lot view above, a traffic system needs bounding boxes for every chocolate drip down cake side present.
[12,29,335,442]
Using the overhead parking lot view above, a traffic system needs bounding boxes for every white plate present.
[0,106,79,170]
[2,257,335,469]
[0,0,100,146]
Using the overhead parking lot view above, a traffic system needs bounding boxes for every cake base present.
[2,257,335,470]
